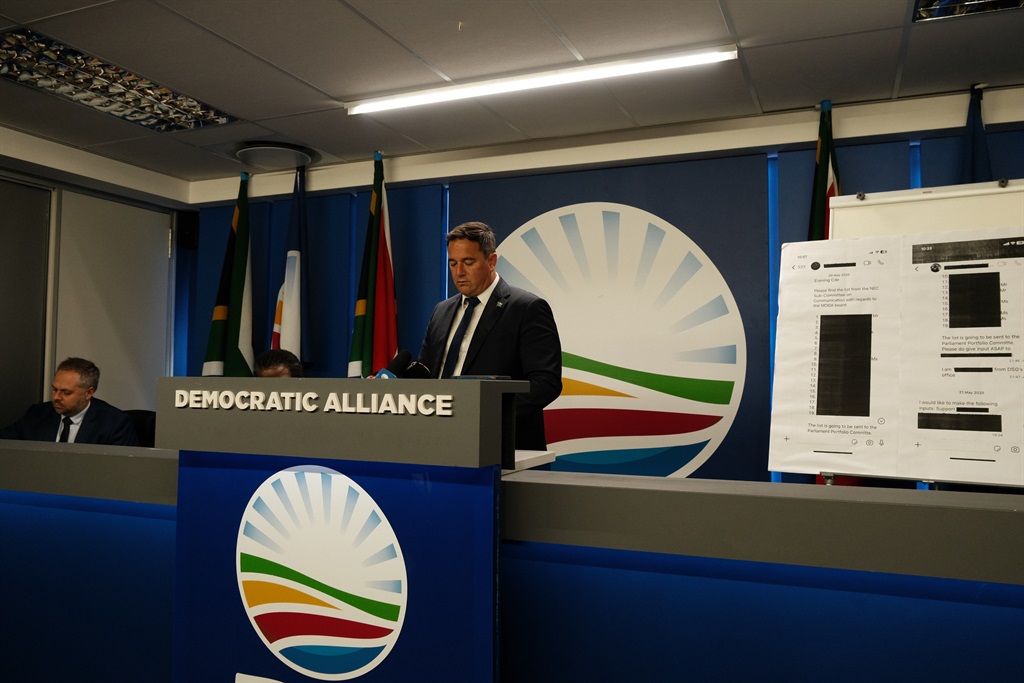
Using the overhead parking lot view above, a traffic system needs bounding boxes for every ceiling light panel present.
[0,28,238,132]
[345,46,738,115]
[914,0,1024,21]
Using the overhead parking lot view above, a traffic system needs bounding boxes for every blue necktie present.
[441,297,479,378]
[58,416,73,443]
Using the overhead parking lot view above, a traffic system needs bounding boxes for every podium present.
[157,377,527,683]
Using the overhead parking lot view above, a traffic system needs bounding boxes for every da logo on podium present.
[236,465,408,680]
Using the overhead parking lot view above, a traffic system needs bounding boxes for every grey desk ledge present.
[1,439,178,505]
[501,470,1024,586]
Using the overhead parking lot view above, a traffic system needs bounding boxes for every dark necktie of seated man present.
[441,297,480,379]
[58,416,73,442]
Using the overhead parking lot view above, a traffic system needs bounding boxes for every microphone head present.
[402,361,432,379]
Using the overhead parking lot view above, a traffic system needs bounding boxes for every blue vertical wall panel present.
[302,193,356,377]
[386,184,447,355]
[777,149,816,247]
[922,129,1024,188]
[835,141,911,196]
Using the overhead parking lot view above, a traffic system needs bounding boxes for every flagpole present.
[808,100,840,242]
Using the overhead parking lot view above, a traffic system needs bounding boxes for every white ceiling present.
[1,0,1022,181]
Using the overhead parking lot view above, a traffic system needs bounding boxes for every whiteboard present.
[830,179,1023,239]
[770,228,1024,487]
[771,178,1024,487]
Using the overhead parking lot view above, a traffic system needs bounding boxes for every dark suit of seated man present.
[419,221,562,451]
[0,357,139,446]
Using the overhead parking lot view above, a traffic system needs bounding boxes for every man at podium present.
[418,221,562,450]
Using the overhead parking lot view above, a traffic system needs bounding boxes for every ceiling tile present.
[744,29,904,112]
[606,60,758,126]
[256,107,431,161]
[28,0,334,120]
[0,78,154,147]
[158,0,443,99]
[481,82,637,139]
[725,0,906,47]
[90,134,247,180]
[0,0,118,24]
[899,12,1024,97]
[1,0,1021,183]
[164,121,279,148]
[349,0,574,81]
[542,0,732,58]
[359,100,529,152]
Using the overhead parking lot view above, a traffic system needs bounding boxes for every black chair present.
[124,409,156,448]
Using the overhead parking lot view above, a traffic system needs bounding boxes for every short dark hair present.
[57,357,100,391]
[254,349,304,377]
[446,221,496,257]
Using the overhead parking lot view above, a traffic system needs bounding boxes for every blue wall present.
[181,128,1024,481]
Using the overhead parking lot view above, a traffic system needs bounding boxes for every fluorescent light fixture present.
[914,0,1023,21]
[345,46,738,115]
[0,28,237,132]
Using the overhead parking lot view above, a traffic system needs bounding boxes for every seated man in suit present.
[0,357,139,446]
[418,221,562,450]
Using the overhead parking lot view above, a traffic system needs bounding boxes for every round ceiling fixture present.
[235,141,319,169]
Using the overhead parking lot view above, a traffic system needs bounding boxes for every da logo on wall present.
[236,465,407,680]
[498,202,746,477]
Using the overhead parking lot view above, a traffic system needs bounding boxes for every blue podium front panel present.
[0,490,176,682]
[174,450,498,682]
[501,541,1024,682]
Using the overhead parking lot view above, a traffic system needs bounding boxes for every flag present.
[348,152,398,377]
[203,172,254,376]
[271,166,310,363]
[960,85,992,184]
[808,100,841,241]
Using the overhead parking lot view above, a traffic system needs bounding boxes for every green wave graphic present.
[562,352,734,405]
[240,553,400,622]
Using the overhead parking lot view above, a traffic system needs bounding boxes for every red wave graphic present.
[255,611,393,643]
[545,408,722,444]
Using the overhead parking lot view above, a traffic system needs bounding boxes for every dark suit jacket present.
[419,278,562,450]
[0,398,140,446]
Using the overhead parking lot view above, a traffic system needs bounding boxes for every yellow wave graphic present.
[242,579,338,610]
[561,377,634,398]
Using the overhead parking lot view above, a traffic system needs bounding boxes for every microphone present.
[402,361,432,379]
[375,350,412,379]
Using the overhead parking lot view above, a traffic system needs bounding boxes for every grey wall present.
[0,179,50,426]
[54,191,172,411]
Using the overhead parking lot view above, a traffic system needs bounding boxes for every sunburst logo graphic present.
[498,202,746,477]
[236,466,407,680]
